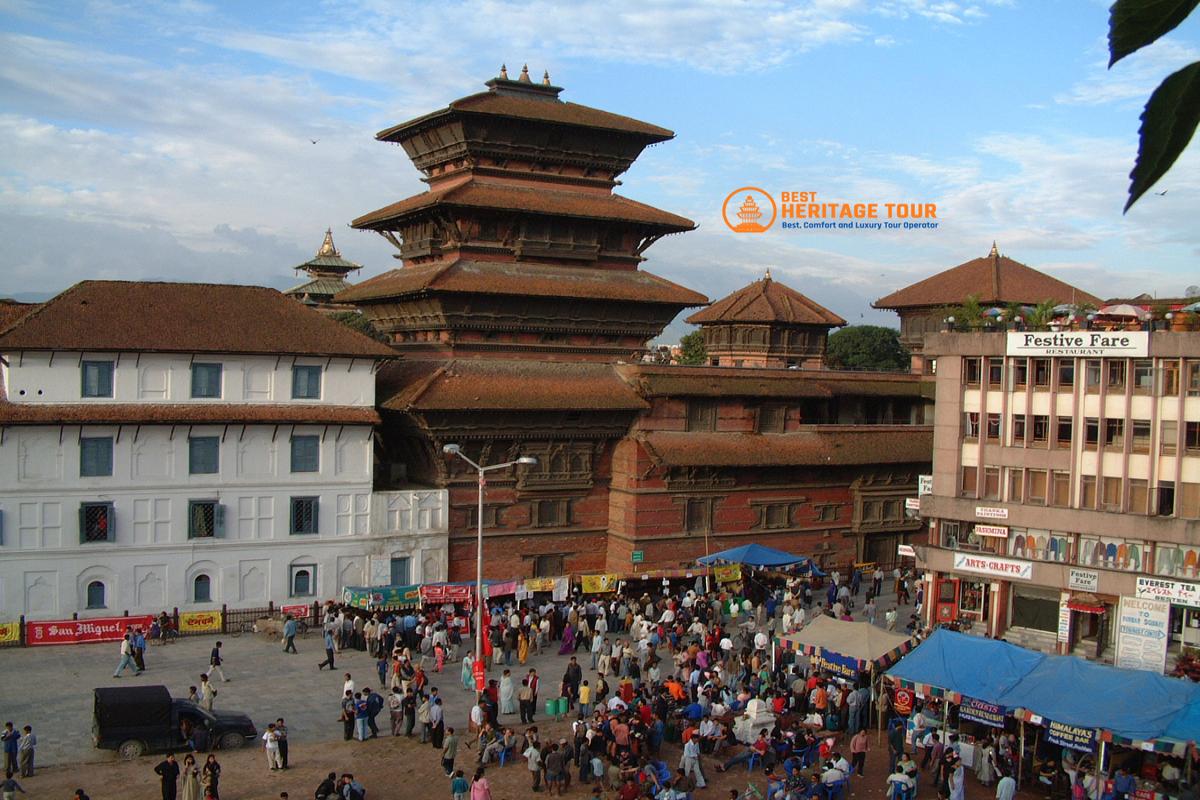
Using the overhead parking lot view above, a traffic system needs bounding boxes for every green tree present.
[825,325,910,371]
[1108,0,1200,211]
[677,330,707,365]
[944,294,986,330]
[329,310,388,342]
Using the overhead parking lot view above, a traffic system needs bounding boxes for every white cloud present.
[1055,37,1200,107]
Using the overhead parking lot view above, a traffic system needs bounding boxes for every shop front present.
[1135,576,1200,652]
[930,551,1032,635]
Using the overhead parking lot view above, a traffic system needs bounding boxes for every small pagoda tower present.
[285,229,362,313]
[734,195,766,233]
[686,271,846,368]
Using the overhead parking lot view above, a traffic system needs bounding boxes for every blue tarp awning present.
[887,629,1200,745]
[698,544,806,568]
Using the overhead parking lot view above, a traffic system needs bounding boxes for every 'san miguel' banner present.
[581,574,620,594]
[813,648,861,680]
[178,610,223,633]
[281,603,312,619]
[958,696,1006,728]
[1045,719,1098,752]
[0,620,19,644]
[420,584,473,604]
[27,615,155,646]
[713,564,742,584]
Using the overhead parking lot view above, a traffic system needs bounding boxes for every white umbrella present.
[1098,303,1150,320]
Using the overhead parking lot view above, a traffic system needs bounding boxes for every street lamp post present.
[442,444,536,697]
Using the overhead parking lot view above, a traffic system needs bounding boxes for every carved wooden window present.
[686,400,718,432]
[764,504,789,529]
[532,498,570,528]
[534,554,564,578]
[684,498,714,534]
[815,504,839,522]
[466,504,500,529]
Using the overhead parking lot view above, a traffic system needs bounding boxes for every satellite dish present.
[1186,285,1200,298]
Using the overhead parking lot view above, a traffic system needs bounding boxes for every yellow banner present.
[0,621,19,643]
[714,564,742,584]
[524,578,555,592]
[581,574,620,594]
[179,610,223,633]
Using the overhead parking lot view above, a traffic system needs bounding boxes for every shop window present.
[1079,536,1144,571]
[1008,468,1024,503]
[193,574,211,603]
[686,400,717,432]
[959,581,987,616]
[963,358,982,386]
[1050,471,1071,507]
[986,413,1001,441]
[963,412,980,440]
[1080,475,1097,509]
[1129,479,1149,515]
[987,358,1004,386]
[1158,481,1176,517]
[1101,477,1122,512]
[1033,358,1051,388]
[1131,420,1152,453]
[534,555,564,578]
[1011,414,1026,445]
[1104,419,1124,448]
[1107,360,1126,390]
[1027,469,1048,505]
[1162,420,1178,455]
[1133,360,1154,393]
[1161,362,1181,396]
[1056,417,1073,448]
[1156,544,1200,578]
[1085,360,1102,392]
[983,467,1001,501]
[1032,415,1049,444]
[960,466,978,497]
[86,580,107,609]
[1011,592,1059,632]
[1057,359,1075,389]
[1084,418,1100,449]
[1010,358,1028,389]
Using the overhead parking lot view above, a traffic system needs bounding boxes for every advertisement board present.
[713,564,742,584]
[975,507,1009,520]
[1069,569,1100,592]
[27,614,155,646]
[0,620,19,644]
[1045,719,1098,752]
[178,610,223,634]
[952,552,1032,580]
[281,603,312,619]
[813,648,860,680]
[974,525,1009,538]
[959,696,1006,728]
[1135,577,1200,607]
[581,574,620,594]
[1006,331,1149,358]
[1115,596,1170,673]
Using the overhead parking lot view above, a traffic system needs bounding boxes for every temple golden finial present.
[765,268,772,281]
[317,228,338,257]
[543,70,551,85]
[518,64,532,83]
[499,64,509,80]
[990,240,999,257]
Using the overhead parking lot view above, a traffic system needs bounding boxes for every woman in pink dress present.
[470,767,492,800]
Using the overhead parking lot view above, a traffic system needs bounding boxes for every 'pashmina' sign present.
[958,696,1006,728]
[1045,719,1097,752]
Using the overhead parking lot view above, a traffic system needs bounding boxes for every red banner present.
[27,615,155,646]
[281,603,312,619]
[420,584,473,604]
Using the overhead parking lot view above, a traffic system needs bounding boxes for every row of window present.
[963,357,1200,396]
[77,435,322,478]
[77,497,320,543]
[960,465,1200,517]
[80,361,323,400]
[83,565,317,609]
[963,413,1200,454]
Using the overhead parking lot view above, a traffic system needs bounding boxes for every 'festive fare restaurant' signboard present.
[1006,331,1149,358]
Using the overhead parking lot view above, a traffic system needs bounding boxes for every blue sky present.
[1,0,1198,337]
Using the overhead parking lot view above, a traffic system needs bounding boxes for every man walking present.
[364,687,384,738]
[282,616,298,654]
[16,727,34,778]
[154,753,180,800]
[680,734,706,789]
[441,727,459,776]
[206,642,229,682]
[132,628,148,673]
[0,724,17,775]
[274,718,289,769]
[112,634,138,678]
[316,628,336,671]
[198,674,216,711]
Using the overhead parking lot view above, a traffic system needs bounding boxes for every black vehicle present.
[93,685,257,760]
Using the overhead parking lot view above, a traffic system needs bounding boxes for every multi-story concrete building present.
[918,329,1200,667]
[0,281,447,619]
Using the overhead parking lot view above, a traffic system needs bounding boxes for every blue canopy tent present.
[697,543,827,576]
[888,628,1045,701]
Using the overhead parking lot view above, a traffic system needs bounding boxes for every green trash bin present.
[557,696,569,717]
[545,698,558,718]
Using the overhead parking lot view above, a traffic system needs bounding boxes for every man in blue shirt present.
[132,628,147,673]
[282,616,298,654]
[317,630,336,670]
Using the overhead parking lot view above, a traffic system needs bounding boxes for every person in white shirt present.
[680,735,706,788]
[753,631,769,652]
[886,768,915,798]
[262,723,282,770]
[607,695,628,712]
[822,764,846,785]
[996,772,1016,800]
[343,674,356,697]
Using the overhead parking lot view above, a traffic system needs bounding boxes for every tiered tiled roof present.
[873,244,1100,310]
[0,299,39,332]
[379,359,647,412]
[687,273,846,326]
[0,281,396,358]
[337,259,707,306]
[639,427,933,467]
[617,364,930,399]
[351,179,695,231]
